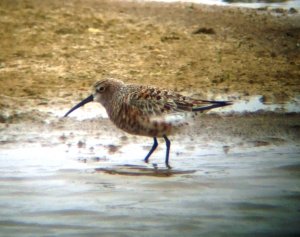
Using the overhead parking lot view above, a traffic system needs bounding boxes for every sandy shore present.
[0,0,300,236]
[0,0,300,117]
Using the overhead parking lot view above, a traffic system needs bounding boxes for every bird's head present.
[64,78,124,117]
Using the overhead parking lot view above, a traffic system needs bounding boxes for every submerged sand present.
[0,0,300,236]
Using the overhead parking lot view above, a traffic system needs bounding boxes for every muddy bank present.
[0,0,300,118]
[1,113,299,152]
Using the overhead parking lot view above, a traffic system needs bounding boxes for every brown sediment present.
[0,0,299,119]
[1,113,299,150]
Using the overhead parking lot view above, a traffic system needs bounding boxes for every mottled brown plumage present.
[64,78,232,168]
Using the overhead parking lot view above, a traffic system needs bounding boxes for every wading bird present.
[64,78,231,168]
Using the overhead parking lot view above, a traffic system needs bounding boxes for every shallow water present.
[142,0,300,9]
[0,119,300,236]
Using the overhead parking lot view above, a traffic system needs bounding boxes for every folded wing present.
[127,86,231,116]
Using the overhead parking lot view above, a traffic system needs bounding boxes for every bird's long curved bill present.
[64,95,94,117]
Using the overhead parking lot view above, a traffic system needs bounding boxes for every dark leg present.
[163,135,171,169]
[144,137,158,163]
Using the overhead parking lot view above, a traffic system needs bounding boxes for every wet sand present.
[0,0,300,236]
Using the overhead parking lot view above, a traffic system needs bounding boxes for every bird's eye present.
[97,86,105,93]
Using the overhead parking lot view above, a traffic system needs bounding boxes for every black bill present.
[64,94,94,117]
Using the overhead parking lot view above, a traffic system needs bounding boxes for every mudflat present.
[0,0,300,114]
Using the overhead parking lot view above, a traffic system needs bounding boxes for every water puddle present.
[95,164,196,177]
[141,0,300,9]
[219,95,300,114]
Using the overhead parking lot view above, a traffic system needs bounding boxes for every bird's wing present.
[127,87,231,113]
[126,85,231,116]
[123,86,231,127]
[127,87,186,116]
[191,99,232,111]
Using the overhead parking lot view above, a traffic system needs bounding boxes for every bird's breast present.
[107,102,174,137]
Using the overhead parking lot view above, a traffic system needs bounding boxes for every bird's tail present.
[192,100,232,112]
